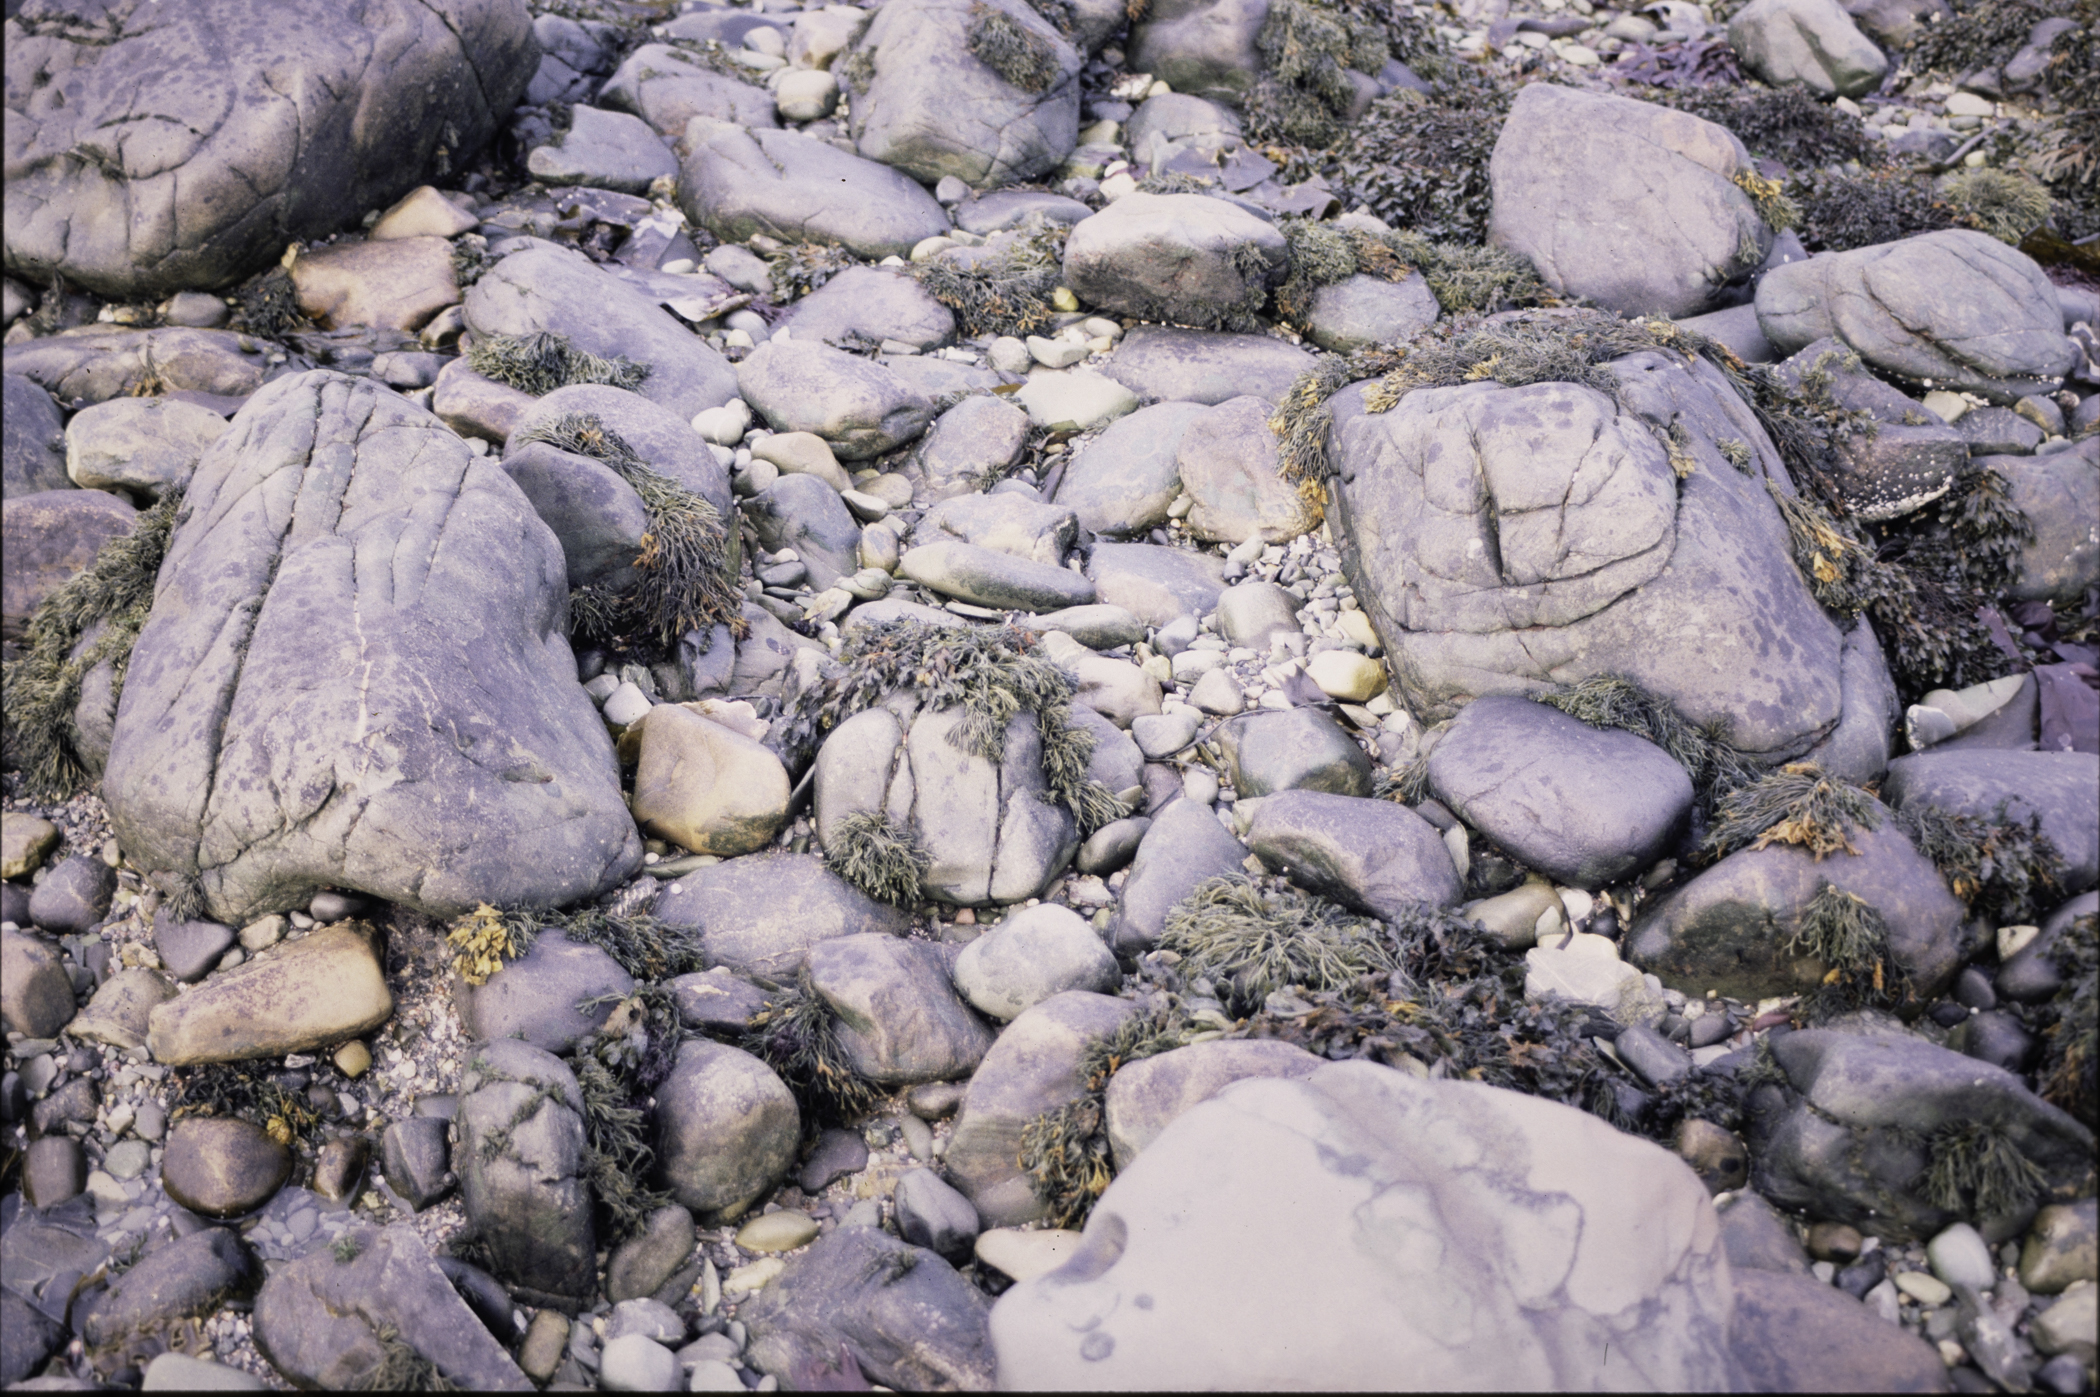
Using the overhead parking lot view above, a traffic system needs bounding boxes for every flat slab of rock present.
[679,122,951,260]
[147,924,391,1065]
[773,266,956,352]
[1427,695,1694,887]
[104,371,642,923]
[654,852,913,978]
[990,1061,1736,1389]
[1101,327,1316,407]
[1087,541,1225,628]
[1244,789,1462,919]
[900,538,1097,612]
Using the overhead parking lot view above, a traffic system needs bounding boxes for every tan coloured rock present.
[291,236,460,332]
[752,431,852,493]
[631,705,792,856]
[370,185,481,241]
[146,923,392,1065]
[2,812,60,879]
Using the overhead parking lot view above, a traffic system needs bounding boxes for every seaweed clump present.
[1535,675,1764,805]
[824,811,931,907]
[465,331,649,396]
[1895,801,2065,927]
[909,225,1066,339]
[1160,875,1399,1015]
[1704,762,1883,861]
[517,412,746,650]
[777,619,1127,835]
[1272,220,1559,329]
[1017,1007,1190,1226]
[1329,68,1516,243]
[1641,84,1884,170]
[742,973,884,1125]
[1242,0,1386,149]
[166,1061,323,1151]
[966,2,1063,93]
[231,266,310,341]
[448,901,706,985]
[1923,1120,2048,1219]
[2035,913,2096,1128]
[1942,167,2056,244]
[1783,168,1955,253]
[2,484,186,801]
[1786,882,1909,1019]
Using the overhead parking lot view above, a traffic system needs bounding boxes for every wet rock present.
[148,923,392,1066]
[456,1040,596,1309]
[161,1117,292,1219]
[1,929,76,1038]
[631,705,792,857]
[3,488,136,646]
[1729,0,1889,97]
[1243,790,1462,919]
[653,1038,800,1219]
[1993,443,2099,605]
[1881,748,2099,893]
[654,852,913,979]
[2,373,70,499]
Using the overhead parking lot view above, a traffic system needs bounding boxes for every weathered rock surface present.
[679,122,952,260]
[147,923,391,1065]
[1244,790,1462,919]
[808,932,996,1084]
[654,1038,800,1220]
[1062,194,1289,328]
[654,851,913,977]
[456,1039,596,1308]
[1103,1039,1324,1169]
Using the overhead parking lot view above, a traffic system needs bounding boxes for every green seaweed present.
[1786,881,1908,1019]
[464,331,649,396]
[2037,913,2096,1128]
[1785,168,1955,254]
[741,973,885,1125]
[909,225,1066,339]
[1017,1006,1191,1226]
[1895,800,2065,927]
[823,811,931,907]
[1923,1120,2048,1219]
[1705,762,1883,862]
[966,2,1062,93]
[1942,167,2056,244]
[1329,68,1516,244]
[1160,875,1399,1016]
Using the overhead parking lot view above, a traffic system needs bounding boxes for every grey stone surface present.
[2,487,136,644]
[1800,617,1901,784]
[1303,271,1441,353]
[465,244,739,420]
[1728,0,1889,97]
[2,373,70,499]
[1629,812,1968,1001]
[1111,797,1249,956]
[1063,194,1289,328]
[679,122,952,261]
[915,394,1032,501]
[846,0,1082,188]
[653,1037,800,1219]
[381,1115,454,1210]
[457,929,633,1056]
[456,1040,595,1308]
[1426,695,1695,887]
[894,1169,981,1260]
[953,903,1121,1020]
[738,338,935,461]
[990,1062,1737,1389]
[1103,1039,1324,1169]
[808,932,995,1085]
[1176,395,1318,545]
[0,929,75,1038]
[1211,581,1302,650]
[741,1226,994,1390]
[1055,400,1207,537]
[1,327,275,407]
[253,1224,531,1390]
[1215,708,1373,798]
[1728,1267,1948,1393]
[3,0,536,299]
[773,266,957,352]
[27,854,116,935]
[945,990,1142,1225]
[598,44,779,136]
[161,1117,291,1219]
[499,439,654,591]
[653,851,913,979]
[1756,231,2079,404]
[79,1228,260,1352]
[1245,789,1463,918]
[1087,541,1227,628]
[900,538,1097,612]
[146,922,392,1065]
[1488,84,1772,318]
[1100,326,1316,407]
[526,104,678,194]
[1881,748,2099,893]
[152,908,236,984]
[1328,354,1849,759]
[1126,0,1268,105]
[102,372,641,924]
[917,492,1077,566]
[952,191,1093,236]
[1992,441,2099,605]
[746,472,863,590]
[1770,338,1967,520]
[64,396,225,502]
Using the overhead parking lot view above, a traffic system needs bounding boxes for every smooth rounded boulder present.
[3,0,537,299]
[103,371,643,925]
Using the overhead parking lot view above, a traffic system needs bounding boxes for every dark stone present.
[456,929,634,1057]
[1770,338,1968,520]
[435,1257,523,1347]
[160,1118,292,1219]
[312,1136,369,1204]
[1955,1009,2036,1074]
[0,1286,66,1389]
[1997,891,2097,1004]
[667,968,772,1034]
[22,1136,86,1209]
[27,856,116,936]
[1960,406,2044,456]
[1881,749,2099,894]
[892,1169,980,1261]
[455,1041,595,1310]
[1717,1190,1810,1274]
[79,1228,260,1352]
[1954,966,1998,1011]
[380,1116,454,1211]
[799,1128,871,1194]
[1837,1249,1887,1299]
[1615,1023,1692,1087]
[151,908,236,985]
[740,1226,995,1391]
[744,472,866,591]
[2,374,70,500]
[653,852,912,980]
[605,1206,697,1305]
[1728,1267,1950,1392]
[2,929,76,1039]
[30,1077,97,1136]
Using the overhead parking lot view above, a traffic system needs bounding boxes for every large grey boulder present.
[807,932,996,1084]
[1087,541,1226,629]
[746,471,863,591]
[737,338,935,461]
[1327,351,1850,759]
[103,372,641,925]
[990,1062,1738,1390]
[1628,812,1969,1002]
[1102,1039,1323,1169]
[2,374,70,499]
[1063,194,1290,329]
[772,266,956,352]
[654,1038,799,1219]
[456,1040,596,1309]
[1055,401,1207,537]
[0,327,275,406]
[1756,232,2080,405]
[464,244,739,421]
[1101,326,1316,407]
[1992,441,2100,604]
[954,903,1121,1021]
[1426,696,1695,888]
[1243,789,1463,919]
[1488,84,1774,319]
[1748,1024,2095,1241]
[3,0,536,298]
[64,396,226,503]
[1728,0,1888,98]
[1125,0,1268,105]
[1175,395,1319,546]
[812,703,1080,907]
[456,929,633,1057]
[525,105,677,195]
[653,851,913,979]
[1880,748,2099,893]
[1112,797,1249,956]
[678,121,952,261]
[846,0,1082,189]
[915,394,1032,501]
[598,43,779,136]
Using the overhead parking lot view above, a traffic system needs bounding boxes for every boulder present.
[1992,442,2099,605]
[772,266,957,352]
[1215,707,1373,797]
[678,122,952,261]
[1729,0,1888,97]
[1327,351,1851,759]
[653,851,913,979]
[103,372,642,924]
[1062,194,1290,329]
[653,1038,800,1219]
[1,327,274,406]
[741,1226,995,1391]
[989,1062,1737,1390]
[160,1118,291,1218]
[631,704,792,856]
[79,1227,260,1353]
[1243,789,1463,919]
[525,105,679,195]
[64,396,226,502]
[915,394,1032,501]
[1727,1267,1948,1392]
[25,851,115,935]
[455,928,632,1057]
[808,932,994,1084]
[1628,813,1969,1002]
[0,928,76,1038]
[1111,797,1250,956]
[945,991,1142,1226]
[464,244,739,420]
[1303,271,1441,353]
[1426,696,1695,887]
[2,488,136,643]
[598,44,779,136]
[953,903,1121,1020]
[146,923,392,1065]
[456,1040,596,1309]
[1769,338,1968,521]
[745,472,863,590]
[846,0,1082,188]
[1054,401,1207,537]
[288,236,461,334]
[1102,1039,1324,1169]
[2,0,536,298]
[497,439,655,591]
[1126,0,1268,105]
[1175,395,1319,545]
[2,373,70,498]
[1880,748,2099,893]
[738,338,935,461]
[899,538,1098,612]
[1100,326,1317,407]
[1488,84,1774,319]
[1087,541,1226,628]
[1755,231,2079,405]
[811,703,1080,907]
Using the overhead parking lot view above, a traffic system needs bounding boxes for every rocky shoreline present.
[3,0,2097,1390]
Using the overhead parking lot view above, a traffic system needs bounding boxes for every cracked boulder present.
[103,371,642,926]
[1062,194,1290,330]
[990,1061,1738,1389]
[845,0,1081,189]
[813,699,1081,907]
[1755,230,2079,405]
[455,1040,597,1310]
[1327,349,1852,760]
[1487,84,1775,319]
[3,0,537,299]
